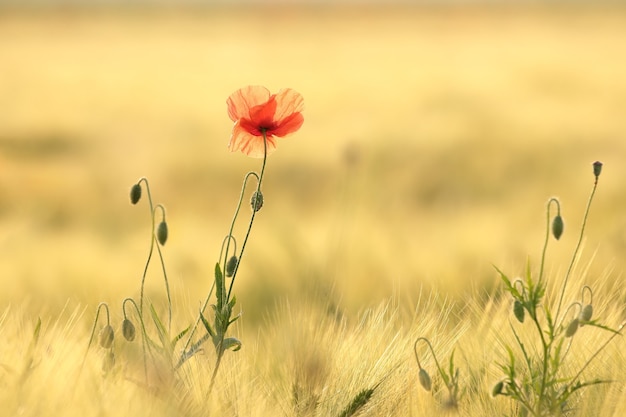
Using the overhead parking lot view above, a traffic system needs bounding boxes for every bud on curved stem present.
[578,285,594,324]
[413,337,447,392]
[219,235,239,278]
[225,255,238,278]
[157,221,168,246]
[491,380,504,397]
[99,325,115,349]
[539,197,561,284]
[419,368,432,391]
[122,318,136,342]
[85,302,111,352]
[565,318,580,338]
[561,302,583,338]
[130,183,142,205]
[513,300,525,324]
[122,297,150,381]
[552,214,564,240]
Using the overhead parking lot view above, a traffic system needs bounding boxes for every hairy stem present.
[555,177,599,321]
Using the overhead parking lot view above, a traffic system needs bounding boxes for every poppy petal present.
[249,96,278,130]
[273,89,305,122]
[271,112,304,137]
[227,86,271,122]
[229,122,278,158]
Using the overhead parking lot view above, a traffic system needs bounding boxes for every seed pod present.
[102,350,115,372]
[122,319,136,342]
[250,190,264,212]
[99,325,115,349]
[225,255,238,278]
[565,318,579,338]
[418,368,432,391]
[552,215,564,240]
[593,161,603,178]
[491,380,504,397]
[130,183,142,205]
[513,300,525,323]
[157,221,168,245]
[579,304,593,322]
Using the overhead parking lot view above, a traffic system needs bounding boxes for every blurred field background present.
[1,2,626,415]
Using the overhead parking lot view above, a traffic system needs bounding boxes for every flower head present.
[227,86,304,158]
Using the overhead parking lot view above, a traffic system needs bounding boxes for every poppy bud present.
[225,255,238,278]
[157,221,168,245]
[513,300,525,323]
[552,215,564,240]
[565,318,579,338]
[418,368,432,391]
[579,304,593,323]
[102,350,115,372]
[491,380,504,397]
[99,325,114,349]
[251,191,264,212]
[122,319,136,342]
[130,183,142,205]
[592,161,603,178]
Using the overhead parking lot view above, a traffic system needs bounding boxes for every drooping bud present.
[157,221,168,245]
[565,318,579,338]
[130,183,142,205]
[418,368,432,391]
[592,161,603,178]
[99,325,115,349]
[250,190,264,212]
[579,304,593,323]
[491,380,504,397]
[122,319,136,342]
[513,300,525,323]
[102,350,115,373]
[225,255,238,278]
[552,215,564,240]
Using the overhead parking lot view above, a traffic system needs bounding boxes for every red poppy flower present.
[227,86,304,158]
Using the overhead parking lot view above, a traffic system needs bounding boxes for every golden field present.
[0,5,626,416]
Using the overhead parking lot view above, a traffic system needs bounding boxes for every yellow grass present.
[0,5,626,416]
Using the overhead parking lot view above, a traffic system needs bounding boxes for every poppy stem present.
[555,170,600,321]
[226,130,268,301]
[181,131,269,374]
[206,131,269,395]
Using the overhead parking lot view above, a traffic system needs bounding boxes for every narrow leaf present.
[149,303,169,351]
[171,326,190,348]
[215,263,225,310]
[199,309,216,338]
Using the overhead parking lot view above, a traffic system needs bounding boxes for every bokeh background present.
[1,1,625,329]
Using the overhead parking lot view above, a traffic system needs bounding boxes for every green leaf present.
[228,295,237,309]
[215,263,225,310]
[199,309,216,338]
[584,321,623,335]
[505,345,517,379]
[171,326,190,348]
[222,337,242,352]
[229,312,241,326]
[494,265,512,287]
[149,303,169,352]
[569,378,613,394]
[176,333,210,369]
[510,324,534,380]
